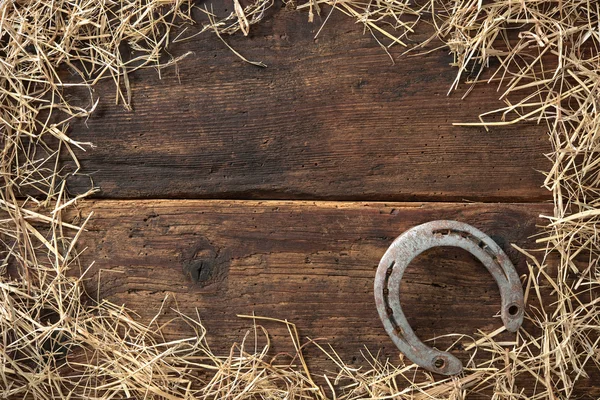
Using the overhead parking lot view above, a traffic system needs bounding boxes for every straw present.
[2,1,599,398]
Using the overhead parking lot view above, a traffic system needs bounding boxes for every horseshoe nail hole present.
[434,357,445,369]
[386,261,395,276]
[508,305,520,316]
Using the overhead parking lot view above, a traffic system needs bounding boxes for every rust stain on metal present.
[374,220,524,376]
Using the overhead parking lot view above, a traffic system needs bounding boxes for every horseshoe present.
[374,220,524,375]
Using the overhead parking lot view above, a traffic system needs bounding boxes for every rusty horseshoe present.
[374,220,524,375]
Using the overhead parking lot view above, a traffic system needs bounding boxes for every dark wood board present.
[49,1,599,396]
[70,199,600,397]
[64,3,551,202]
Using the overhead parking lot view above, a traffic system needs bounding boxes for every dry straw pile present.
[0,0,598,398]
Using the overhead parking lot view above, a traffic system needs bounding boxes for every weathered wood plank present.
[76,201,555,375]
[65,4,551,201]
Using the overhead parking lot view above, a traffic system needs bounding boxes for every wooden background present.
[66,2,598,397]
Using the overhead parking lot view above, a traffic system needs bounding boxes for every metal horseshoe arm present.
[374,220,524,375]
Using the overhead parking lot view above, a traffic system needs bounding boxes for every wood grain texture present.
[52,1,598,395]
[64,3,551,201]
[72,200,600,393]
